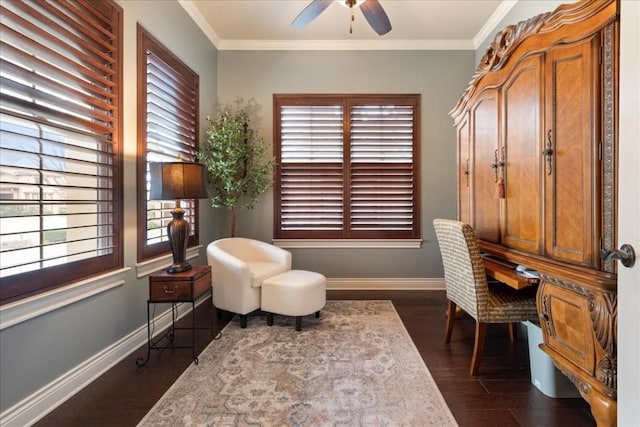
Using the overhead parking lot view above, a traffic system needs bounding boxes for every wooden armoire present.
[450,1,620,425]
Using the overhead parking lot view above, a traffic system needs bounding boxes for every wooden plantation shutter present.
[274,94,420,240]
[136,25,200,262]
[0,0,123,303]
[276,101,344,237]
[349,99,418,238]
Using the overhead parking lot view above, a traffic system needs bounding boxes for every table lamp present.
[149,162,208,273]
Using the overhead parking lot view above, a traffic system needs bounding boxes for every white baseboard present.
[327,277,445,290]
[0,279,444,427]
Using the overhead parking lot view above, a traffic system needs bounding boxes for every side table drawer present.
[148,265,212,302]
[150,281,193,301]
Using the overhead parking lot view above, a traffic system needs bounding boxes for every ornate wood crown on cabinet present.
[450,1,619,426]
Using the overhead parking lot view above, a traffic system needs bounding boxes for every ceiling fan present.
[292,0,392,36]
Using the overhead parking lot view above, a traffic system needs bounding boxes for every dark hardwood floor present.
[35,290,595,427]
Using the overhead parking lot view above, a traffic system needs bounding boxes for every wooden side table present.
[136,265,212,366]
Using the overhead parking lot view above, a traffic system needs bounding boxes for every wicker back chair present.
[433,218,538,375]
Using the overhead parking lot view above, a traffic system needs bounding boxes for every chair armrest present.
[252,240,292,270]
[207,243,251,282]
[206,241,260,315]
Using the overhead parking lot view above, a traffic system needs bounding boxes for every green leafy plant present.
[197,99,274,237]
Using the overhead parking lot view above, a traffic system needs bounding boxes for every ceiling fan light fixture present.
[293,0,391,36]
[336,0,366,8]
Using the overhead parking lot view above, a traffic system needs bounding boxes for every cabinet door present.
[457,114,471,224]
[544,37,598,266]
[470,90,500,242]
[538,281,595,375]
[501,54,544,253]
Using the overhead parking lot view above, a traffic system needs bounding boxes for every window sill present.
[0,268,130,331]
[272,239,423,249]
[135,245,203,278]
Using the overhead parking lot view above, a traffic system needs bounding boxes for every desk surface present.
[483,258,539,290]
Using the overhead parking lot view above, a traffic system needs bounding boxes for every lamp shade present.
[149,162,208,200]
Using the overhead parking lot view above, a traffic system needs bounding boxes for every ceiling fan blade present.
[292,0,334,28]
[360,0,392,35]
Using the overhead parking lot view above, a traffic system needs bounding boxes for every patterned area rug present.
[138,300,458,426]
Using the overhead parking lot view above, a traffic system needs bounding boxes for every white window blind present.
[0,0,122,303]
[274,94,420,240]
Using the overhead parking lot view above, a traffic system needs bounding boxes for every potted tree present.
[197,99,274,237]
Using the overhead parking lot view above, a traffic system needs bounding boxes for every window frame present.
[0,0,124,305]
[136,24,201,263]
[273,93,421,241]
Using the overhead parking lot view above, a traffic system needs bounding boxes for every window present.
[136,25,201,262]
[273,94,420,240]
[0,0,123,304]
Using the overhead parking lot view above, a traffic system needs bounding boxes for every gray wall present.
[217,50,474,278]
[0,0,219,413]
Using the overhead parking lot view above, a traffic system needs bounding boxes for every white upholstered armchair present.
[206,238,292,328]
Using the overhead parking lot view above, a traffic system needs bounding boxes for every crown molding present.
[473,0,519,49]
[178,0,221,48]
[216,38,474,51]
[178,0,518,52]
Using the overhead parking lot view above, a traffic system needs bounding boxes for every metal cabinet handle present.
[542,129,554,175]
[464,159,470,187]
[490,147,505,183]
[163,285,176,294]
[600,244,636,268]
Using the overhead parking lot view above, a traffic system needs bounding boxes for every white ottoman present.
[261,270,326,331]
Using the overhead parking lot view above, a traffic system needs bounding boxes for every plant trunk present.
[230,206,237,237]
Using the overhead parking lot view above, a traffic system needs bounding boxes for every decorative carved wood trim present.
[540,273,590,296]
[588,292,617,357]
[540,292,556,338]
[450,12,549,118]
[450,0,615,119]
[602,23,616,273]
[588,291,617,389]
